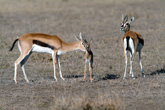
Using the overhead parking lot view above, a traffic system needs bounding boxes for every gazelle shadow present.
[64,75,84,79]
[148,67,165,76]
[102,74,120,80]
[94,74,120,82]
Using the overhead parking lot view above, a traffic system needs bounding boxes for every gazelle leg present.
[14,61,19,84]
[89,62,93,82]
[20,51,32,83]
[84,61,87,81]
[14,54,28,84]
[139,50,145,77]
[123,38,128,79]
[129,38,135,79]
[21,65,29,83]
[84,52,87,81]
[123,50,128,79]
[56,54,65,80]
[129,53,135,79]
[52,51,57,81]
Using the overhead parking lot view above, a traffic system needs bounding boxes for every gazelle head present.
[74,33,93,82]
[74,33,91,52]
[120,15,134,33]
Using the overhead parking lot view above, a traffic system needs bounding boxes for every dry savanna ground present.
[0,0,165,110]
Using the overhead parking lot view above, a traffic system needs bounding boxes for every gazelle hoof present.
[26,79,29,83]
[14,79,17,84]
[90,78,94,82]
[54,78,58,82]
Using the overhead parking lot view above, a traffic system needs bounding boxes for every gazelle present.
[9,32,93,84]
[120,15,145,79]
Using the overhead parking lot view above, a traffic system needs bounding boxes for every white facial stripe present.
[124,22,127,27]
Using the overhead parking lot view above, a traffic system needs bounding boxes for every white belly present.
[32,44,53,54]
[57,50,66,55]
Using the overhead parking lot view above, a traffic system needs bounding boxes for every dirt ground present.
[0,0,165,110]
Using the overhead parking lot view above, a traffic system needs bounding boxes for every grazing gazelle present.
[9,32,93,84]
[120,15,145,79]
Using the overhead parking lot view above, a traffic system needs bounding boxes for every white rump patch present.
[129,38,134,54]
[123,38,127,50]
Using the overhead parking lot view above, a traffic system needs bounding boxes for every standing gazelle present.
[120,15,145,79]
[9,32,93,84]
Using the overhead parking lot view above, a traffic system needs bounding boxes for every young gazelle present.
[120,15,145,79]
[9,32,93,84]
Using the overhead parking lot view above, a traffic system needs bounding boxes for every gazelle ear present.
[73,34,80,41]
[122,15,124,21]
[129,17,134,24]
[124,15,128,22]
[79,32,83,40]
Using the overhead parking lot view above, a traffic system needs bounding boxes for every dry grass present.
[0,0,165,110]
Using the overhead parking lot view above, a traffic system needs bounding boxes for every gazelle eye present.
[82,42,85,46]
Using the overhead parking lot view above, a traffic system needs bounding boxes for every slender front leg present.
[56,54,65,80]
[89,62,93,82]
[84,52,87,81]
[84,61,87,81]
[52,51,57,81]
[139,50,145,77]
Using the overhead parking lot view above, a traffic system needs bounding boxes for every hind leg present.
[129,38,135,79]
[14,54,27,84]
[129,53,135,78]
[123,38,128,79]
[139,50,145,77]
[14,42,32,84]
[20,50,32,83]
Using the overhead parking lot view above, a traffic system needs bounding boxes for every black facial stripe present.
[33,40,55,50]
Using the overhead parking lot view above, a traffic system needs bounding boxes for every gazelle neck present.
[125,24,130,33]
[61,41,83,53]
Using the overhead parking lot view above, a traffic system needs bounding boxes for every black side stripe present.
[33,40,55,50]
[135,33,144,46]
